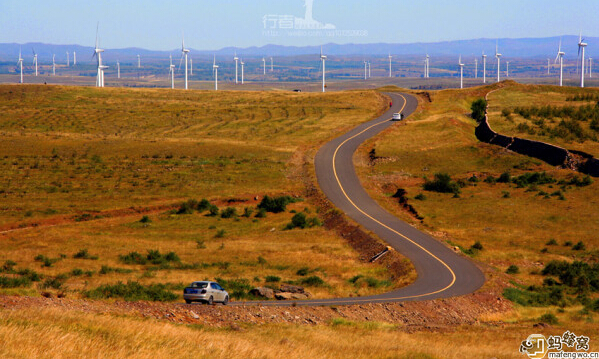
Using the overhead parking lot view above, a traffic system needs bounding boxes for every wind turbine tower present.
[66,51,70,66]
[32,49,38,76]
[240,58,245,84]
[234,53,239,84]
[547,58,550,75]
[364,60,368,80]
[458,55,464,89]
[368,61,371,78]
[169,55,175,89]
[320,47,327,93]
[52,54,56,76]
[507,61,510,77]
[270,57,273,72]
[482,52,487,83]
[190,58,193,75]
[17,48,23,84]
[426,54,430,78]
[73,51,76,66]
[180,36,190,90]
[388,54,392,78]
[117,60,120,79]
[555,40,565,87]
[590,58,593,78]
[495,43,502,82]
[475,58,478,79]
[578,33,587,88]
[92,24,105,88]
[262,57,266,75]
[213,56,219,91]
[137,55,141,68]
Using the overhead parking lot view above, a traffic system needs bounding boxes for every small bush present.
[41,277,64,290]
[498,172,511,183]
[140,215,152,224]
[197,199,211,212]
[71,268,84,276]
[73,249,98,260]
[1,260,16,273]
[502,191,511,198]
[215,229,226,238]
[506,265,520,274]
[471,241,484,251]
[301,276,325,287]
[265,275,281,283]
[0,276,31,288]
[220,207,237,219]
[257,195,297,213]
[484,175,497,184]
[471,98,487,122]
[414,193,426,200]
[85,281,178,302]
[119,252,147,265]
[34,255,59,267]
[100,265,134,275]
[546,239,558,246]
[539,313,559,325]
[423,173,460,195]
[177,199,198,215]
[242,207,254,218]
[196,240,206,249]
[254,208,267,218]
[289,212,307,229]
[296,267,310,276]
[207,204,219,217]
[572,241,586,251]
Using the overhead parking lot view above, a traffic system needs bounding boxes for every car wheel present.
[185,299,191,304]
[207,296,213,305]
[222,296,229,305]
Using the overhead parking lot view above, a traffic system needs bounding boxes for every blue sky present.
[1,0,598,50]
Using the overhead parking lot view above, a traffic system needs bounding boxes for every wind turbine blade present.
[178,54,184,71]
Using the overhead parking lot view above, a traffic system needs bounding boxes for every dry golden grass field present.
[2,83,599,358]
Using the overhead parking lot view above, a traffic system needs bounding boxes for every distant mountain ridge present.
[0,36,596,63]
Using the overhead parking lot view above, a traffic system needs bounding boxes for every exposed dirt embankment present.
[0,292,511,330]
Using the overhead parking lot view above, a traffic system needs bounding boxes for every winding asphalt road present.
[233,92,485,306]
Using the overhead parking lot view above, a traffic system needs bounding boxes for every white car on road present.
[184,281,229,305]
[392,113,403,121]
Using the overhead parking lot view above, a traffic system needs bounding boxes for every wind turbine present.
[190,58,193,75]
[270,57,273,72]
[458,55,464,89]
[213,55,219,91]
[506,61,510,77]
[388,54,392,77]
[368,61,371,78]
[555,40,565,87]
[32,49,38,77]
[17,48,23,84]
[240,58,245,84]
[169,55,175,89]
[578,32,587,88]
[179,35,190,90]
[117,60,120,79]
[52,54,56,76]
[92,23,105,88]
[66,51,70,67]
[495,42,502,82]
[73,51,76,66]
[426,54,430,78]
[234,52,239,84]
[262,57,266,75]
[590,58,593,78]
[475,58,478,79]
[99,64,109,87]
[364,60,368,80]
[482,52,487,83]
[320,47,327,93]
[137,55,141,68]
[547,58,550,75]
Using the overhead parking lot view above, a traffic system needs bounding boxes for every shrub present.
[207,204,219,217]
[471,241,484,251]
[423,173,460,195]
[512,172,555,188]
[289,212,307,229]
[0,276,31,288]
[1,260,16,273]
[301,276,325,287]
[71,268,84,276]
[296,267,310,276]
[546,239,558,246]
[471,98,487,122]
[501,108,512,117]
[254,208,267,218]
[119,251,147,265]
[41,277,64,290]
[85,281,178,302]
[242,207,254,218]
[197,199,211,212]
[502,191,511,198]
[99,265,133,275]
[220,207,237,219]
[484,175,497,184]
[73,249,98,260]
[503,287,564,307]
[257,195,296,213]
[214,278,253,300]
[177,199,198,214]
[196,240,206,249]
[497,172,511,183]
[414,193,426,200]
[506,265,520,274]
[541,260,599,291]
[539,313,559,325]
[34,255,59,267]
[265,275,281,283]
[215,229,226,238]
[573,241,586,251]
[140,215,151,224]
[17,269,41,282]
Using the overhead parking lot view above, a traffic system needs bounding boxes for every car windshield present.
[190,282,208,289]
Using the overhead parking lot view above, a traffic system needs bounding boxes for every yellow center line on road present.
[323,93,456,304]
